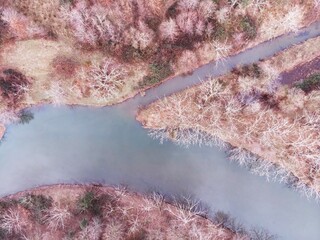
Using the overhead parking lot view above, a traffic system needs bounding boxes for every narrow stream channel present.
[1,22,320,239]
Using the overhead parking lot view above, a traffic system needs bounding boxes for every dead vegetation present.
[0,184,276,239]
[0,0,319,117]
[137,35,320,201]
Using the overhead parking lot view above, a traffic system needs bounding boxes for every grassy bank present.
[137,35,320,200]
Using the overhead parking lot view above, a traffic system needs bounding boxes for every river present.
[0,22,320,239]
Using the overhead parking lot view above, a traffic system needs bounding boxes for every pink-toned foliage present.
[159,18,180,42]
[0,7,46,39]
[176,11,198,35]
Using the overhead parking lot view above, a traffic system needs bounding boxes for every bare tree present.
[176,50,199,72]
[44,204,71,230]
[260,5,304,39]
[176,11,198,35]
[102,221,124,240]
[84,59,127,101]
[198,0,217,19]
[215,7,230,24]
[78,217,102,240]
[159,18,180,42]
[44,81,65,106]
[250,227,277,240]
[126,21,155,50]
[166,196,206,225]
[0,208,26,234]
[177,0,200,11]
[0,7,46,39]
[210,41,231,64]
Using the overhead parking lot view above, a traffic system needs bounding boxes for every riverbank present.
[137,34,320,200]
[1,1,320,142]
[0,124,4,139]
[0,183,270,239]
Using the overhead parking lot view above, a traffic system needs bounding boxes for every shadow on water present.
[1,21,320,239]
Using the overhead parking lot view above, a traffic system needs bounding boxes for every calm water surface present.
[0,105,319,240]
[1,22,320,239]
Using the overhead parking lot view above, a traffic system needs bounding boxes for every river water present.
[0,22,320,239]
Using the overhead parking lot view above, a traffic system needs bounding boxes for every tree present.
[78,217,102,240]
[177,0,200,11]
[198,0,216,19]
[44,205,71,230]
[250,227,277,240]
[260,5,304,39]
[159,18,179,42]
[176,11,198,35]
[0,208,26,234]
[175,50,199,73]
[0,7,46,39]
[85,59,127,101]
[44,82,65,106]
[60,1,120,46]
[215,7,230,24]
[210,41,231,64]
[127,21,155,50]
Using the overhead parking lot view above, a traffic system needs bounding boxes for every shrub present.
[239,15,257,40]
[0,69,29,104]
[138,61,173,88]
[0,200,18,212]
[295,73,320,93]
[126,229,148,240]
[213,23,229,41]
[236,63,262,78]
[166,2,179,18]
[0,18,8,44]
[19,194,53,223]
[80,218,89,230]
[121,45,143,62]
[51,56,78,78]
[77,191,111,216]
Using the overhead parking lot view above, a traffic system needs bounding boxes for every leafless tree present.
[0,110,19,124]
[177,0,200,11]
[159,18,180,42]
[260,5,304,39]
[196,1,215,19]
[215,7,230,24]
[84,59,127,101]
[78,217,102,240]
[0,208,26,234]
[0,7,46,39]
[315,0,320,7]
[176,11,198,35]
[44,204,71,230]
[102,221,124,240]
[167,196,206,225]
[210,41,231,64]
[44,81,65,106]
[176,50,199,72]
